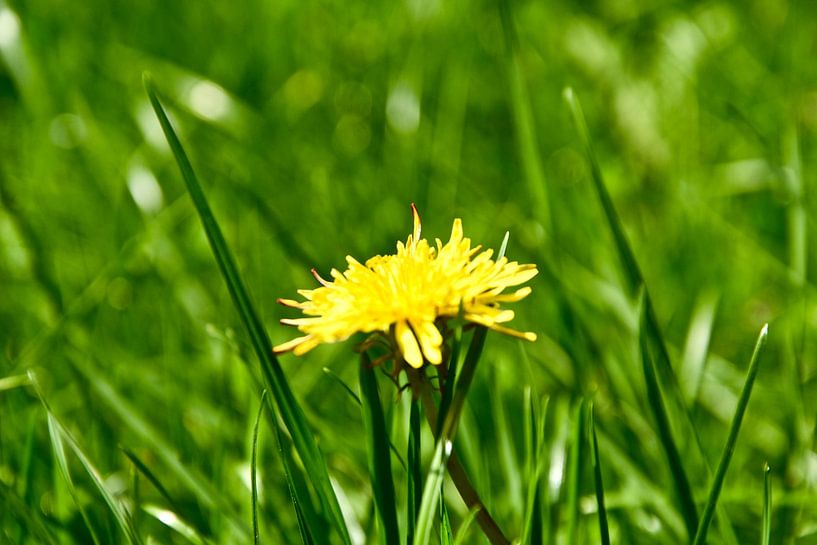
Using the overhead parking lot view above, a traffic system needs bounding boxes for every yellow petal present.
[412,319,443,365]
[273,335,313,354]
[396,320,423,368]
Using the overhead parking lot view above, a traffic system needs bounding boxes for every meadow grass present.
[1,1,816,544]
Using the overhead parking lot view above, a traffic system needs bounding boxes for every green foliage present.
[1,0,815,543]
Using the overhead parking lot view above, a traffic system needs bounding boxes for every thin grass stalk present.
[144,74,350,545]
[639,302,699,537]
[520,391,547,545]
[563,89,707,509]
[692,324,769,545]
[270,404,318,545]
[565,399,587,545]
[762,463,771,545]
[251,391,267,545]
[121,447,178,511]
[407,399,422,545]
[46,414,103,545]
[589,404,611,545]
[359,353,401,545]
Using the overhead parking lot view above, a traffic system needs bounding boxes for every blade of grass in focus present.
[762,463,771,545]
[638,300,699,537]
[270,404,320,545]
[251,391,267,545]
[565,399,586,545]
[589,404,611,545]
[520,390,546,545]
[565,86,701,538]
[407,399,422,545]
[692,324,768,545]
[144,73,351,545]
[359,353,400,545]
[440,494,453,545]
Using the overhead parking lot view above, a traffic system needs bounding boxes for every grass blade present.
[589,404,610,545]
[762,463,771,545]
[638,300,699,537]
[359,353,400,545]
[451,508,480,545]
[565,399,587,545]
[45,413,102,545]
[407,398,422,545]
[121,447,178,512]
[692,324,769,545]
[270,405,320,545]
[440,494,453,545]
[31,373,142,545]
[144,73,351,545]
[519,390,546,545]
[69,354,251,539]
[142,504,212,545]
[563,89,704,489]
[251,390,267,545]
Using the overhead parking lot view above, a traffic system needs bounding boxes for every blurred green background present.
[2,0,817,543]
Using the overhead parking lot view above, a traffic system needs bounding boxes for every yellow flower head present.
[274,205,538,369]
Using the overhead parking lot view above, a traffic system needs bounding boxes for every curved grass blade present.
[69,354,251,539]
[440,494,453,545]
[692,324,768,545]
[451,508,480,545]
[360,353,400,545]
[565,399,587,545]
[144,73,351,545]
[143,504,213,545]
[589,404,610,545]
[45,413,101,545]
[121,447,177,511]
[270,405,319,545]
[564,89,704,499]
[31,373,142,545]
[638,301,699,536]
[407,398,422,545]
[251,390,267,545]
[762,463,771,545]
[520,392,547,545]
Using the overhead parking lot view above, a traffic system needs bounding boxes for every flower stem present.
[411,375,511,545]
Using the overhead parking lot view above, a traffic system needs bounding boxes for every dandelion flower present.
[274,205,538,369]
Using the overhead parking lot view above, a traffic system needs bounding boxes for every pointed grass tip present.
[142,71,155,93]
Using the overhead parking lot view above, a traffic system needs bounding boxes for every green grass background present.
[1,0,816,543]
